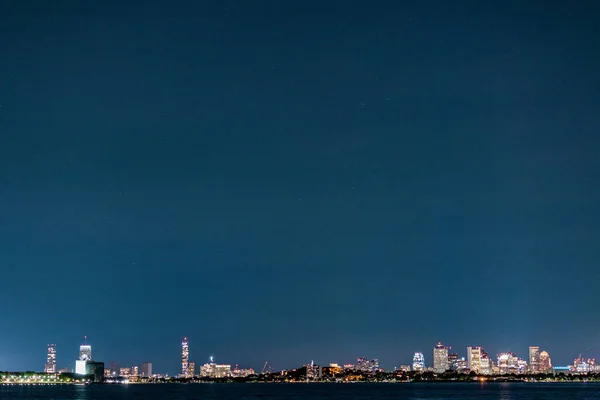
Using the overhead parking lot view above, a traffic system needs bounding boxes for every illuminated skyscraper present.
[181,337,190,377]
[448,353,459,371]
[75,337,92,375]
[467,346,486,373]
[188,361,195,377]
[433,342,449,373]
[79,337,92,361]
[529,346,540,373]
[539,351,552,372]
[412,352,425,371]
[45,344,56,373]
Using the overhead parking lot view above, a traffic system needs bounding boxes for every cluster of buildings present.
[180,337,254,378]
[41,339,156,382]
[406,342,598,375]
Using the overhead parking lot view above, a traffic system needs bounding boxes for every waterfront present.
[2,383,600,400]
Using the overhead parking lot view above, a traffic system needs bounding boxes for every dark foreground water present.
[1,383,600,400]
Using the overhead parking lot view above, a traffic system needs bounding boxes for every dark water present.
[1,383,600,400]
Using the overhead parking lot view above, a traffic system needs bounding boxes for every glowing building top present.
[79,337,92,361]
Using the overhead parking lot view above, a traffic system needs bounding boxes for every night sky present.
[1,1,600,374]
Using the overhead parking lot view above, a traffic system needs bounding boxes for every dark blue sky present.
[1,0,599,374]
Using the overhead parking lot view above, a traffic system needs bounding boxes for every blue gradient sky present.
[1,0,599,374]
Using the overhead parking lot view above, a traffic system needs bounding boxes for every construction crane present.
[261,361,268,374]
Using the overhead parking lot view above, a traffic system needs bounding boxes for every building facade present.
[199,360,231,378]
[497,352,519,374]
[412,352,425,372]
[141,362,153,377]
[75,360,87,375]
[355,357,379,372]
[45,344,56,373]
[181,337,190,377]
[447,353,459,371]
[85,361,105,383]
[467,346,486,373]
[539,351,552,372]
[529,346,540,373]
[433,342,449,373]
[79,345,92,361]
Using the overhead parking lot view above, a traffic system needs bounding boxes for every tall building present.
[45,344,57,373]
[448,353,459,371]
[79,338,92,361]
[412,352,425,372]
[433,342,449,373]
[480,356,492,375]
[141,362,153,377]
[188,361,195,377]
[529,346,540,373]
[456,357,469,373]
[76,337,92,375]
[85,361,104,383]
[539,351,552,372]
[181,337,190,377]
[467,346,486,373]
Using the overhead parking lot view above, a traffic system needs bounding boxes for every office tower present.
[538,351,551,372]
[110,362,120,377]
[529,346,540,373]
[132,366,139,376]
[120,367,131,376]
[456,357,468,373]
[85,361,104,383]
[355,357,378,372]
[199,358,231,378]
[448,353,459,371]
[497,352,519,374]
[141,362,153,377]
[188,361,195,377]
[479,356,492,375]
[181,337,190,377]
[45,344,57,373]
[412,352,425,372]
[433,342,449,373]
[79,337,92,361]
[467,346,486,373]
[306,361,320,380]
[517,358,528,374]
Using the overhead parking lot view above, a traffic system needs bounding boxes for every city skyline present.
[23,336,600,377]
[2,0,599,374]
